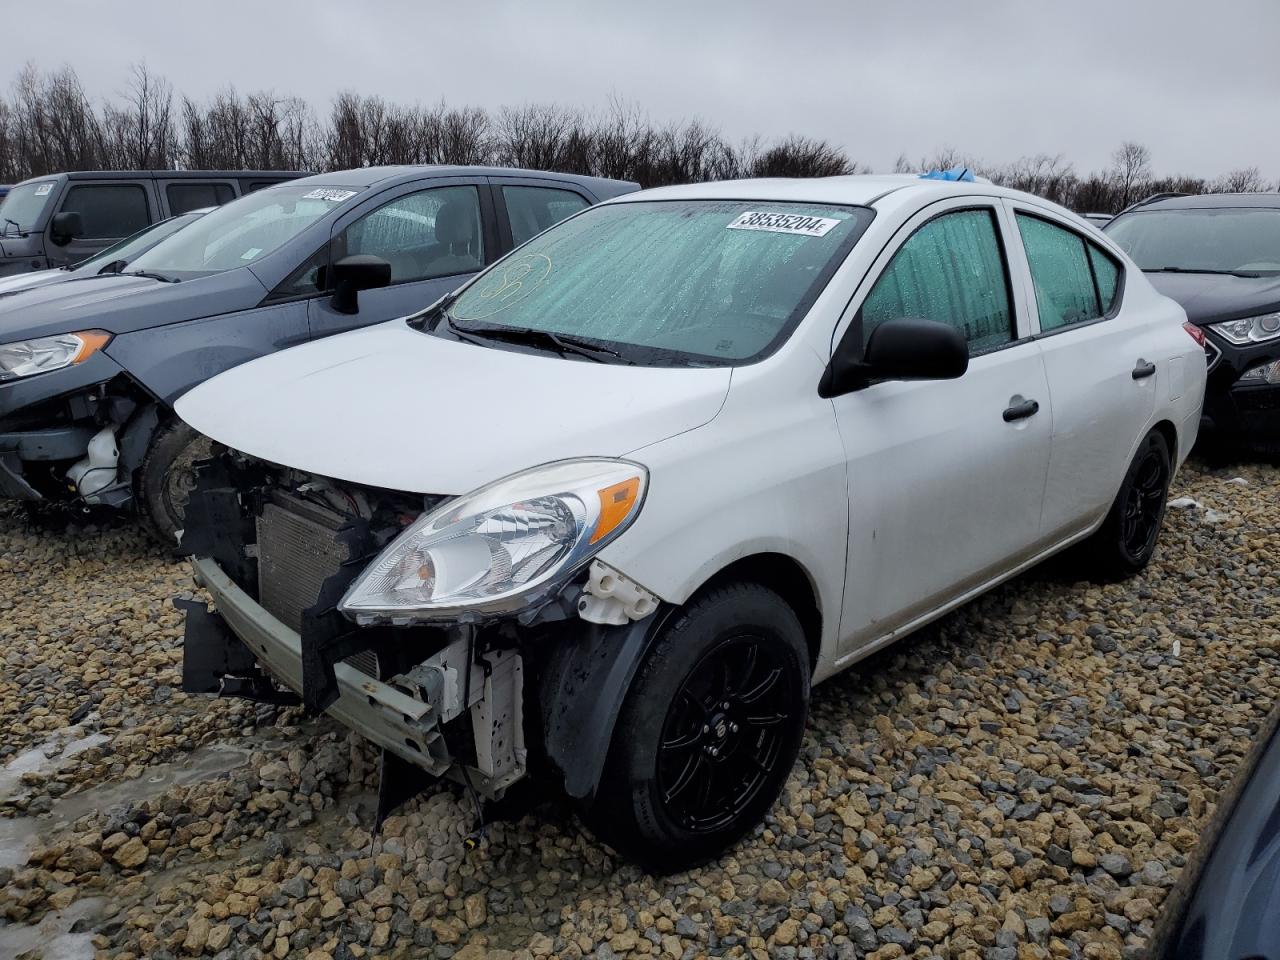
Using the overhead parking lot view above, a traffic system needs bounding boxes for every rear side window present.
[861,208,1014,353]
[502,186,589,247]
[167,182,235,215]
[1017,214,1121,331]
[60,184,150,239]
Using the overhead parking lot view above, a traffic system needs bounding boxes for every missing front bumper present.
[185,556,527,802]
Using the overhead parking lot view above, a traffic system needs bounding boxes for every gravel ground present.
[0,454,1276,960]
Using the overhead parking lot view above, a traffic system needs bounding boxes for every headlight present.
[1239,359,1280,385]
[0,330,111,382]
[1210,313,1280,346]
[339,458,647,622]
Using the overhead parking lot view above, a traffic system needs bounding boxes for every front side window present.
[341,185,483,284]
[1106,207,1280,275]
[446,199,873,366]
[127,184,362,281]
[503,186,589,247]
[61,184,150,239]
[861,209,1013,353]
[0,181,57,234]
[1018,214,1118,331]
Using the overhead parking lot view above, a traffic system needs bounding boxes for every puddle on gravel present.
[0,895,106,960]
[0,721,112,804]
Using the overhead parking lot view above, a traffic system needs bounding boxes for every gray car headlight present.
[1210,313,1280,346]
[0,330,111,382]
[339,458,647,623]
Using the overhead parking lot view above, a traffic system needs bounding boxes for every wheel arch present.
[685,551,824,674]
[1150,417,1178,466]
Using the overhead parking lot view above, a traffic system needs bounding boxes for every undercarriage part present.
[540,608,669,800]
[470,649,526,792]
[578,559,660,625]
[65,424,120,497]
[176,597,300,706]
[376,748,439,828]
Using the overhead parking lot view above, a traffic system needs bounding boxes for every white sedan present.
[174,174,1205,871]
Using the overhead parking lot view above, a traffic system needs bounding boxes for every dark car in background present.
[0,165,638,543]
[0,208,212,299]
[0,169,306,276]
[1106,194,1280,450]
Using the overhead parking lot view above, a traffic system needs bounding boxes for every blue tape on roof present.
[919,167,976,182]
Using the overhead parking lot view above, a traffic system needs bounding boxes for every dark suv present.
[0,170,306,276]
[1106,193,1280,448]
[0,166,637,543]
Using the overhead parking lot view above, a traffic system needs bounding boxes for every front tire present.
[588,582,810,873]
[135,419,213,550]
[1079,429,1171,581]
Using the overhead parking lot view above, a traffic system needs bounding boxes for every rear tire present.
[587,582,810,873]
[135,419,213,551]
[1077,429,1171,582]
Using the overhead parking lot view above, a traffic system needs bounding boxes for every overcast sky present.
[10,0,1279,177]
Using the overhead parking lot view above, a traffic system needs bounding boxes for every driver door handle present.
[1003,399,1040,422]
[1132,359,1157,380]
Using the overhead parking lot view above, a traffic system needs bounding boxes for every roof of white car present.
[613,174,1022,211]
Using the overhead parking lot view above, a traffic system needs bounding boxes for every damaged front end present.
[178,450,662,823]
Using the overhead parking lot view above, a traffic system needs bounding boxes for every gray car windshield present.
[445,199,872,366]
[0,181,56,235]
[1107,207,1280,275]
[127,185,362,280]
[72,212,203,274]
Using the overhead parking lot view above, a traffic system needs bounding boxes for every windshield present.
[72,213,202,274]
[127,184,362,280]
[0,181,57,235]
[1106,207,1280,275]
[446,199,873,365]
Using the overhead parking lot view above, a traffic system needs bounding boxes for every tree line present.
[0,63,1271,214]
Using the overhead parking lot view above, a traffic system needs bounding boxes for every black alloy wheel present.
[1078,429,1172,582]
[589,581,809,873]
[657,634,794,833]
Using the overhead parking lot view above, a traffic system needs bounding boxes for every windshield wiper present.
[447,318,628,363]
[1145,266,1264,278]
[122,269,180,283]
[2,218,26,238]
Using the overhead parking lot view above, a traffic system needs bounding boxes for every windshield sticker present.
[33,183,54,197]
[727,211,842,237]
[301,188,357,203]
[240,247,263,261]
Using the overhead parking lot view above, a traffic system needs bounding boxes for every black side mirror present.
[820,318,969,397]
[330,255,392,315]
[49,211,84,246]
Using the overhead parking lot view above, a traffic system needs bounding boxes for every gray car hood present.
[0,269,265,343]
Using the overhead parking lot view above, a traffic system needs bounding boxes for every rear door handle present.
[1132,359,1157,380]
[1003,399,1040,422]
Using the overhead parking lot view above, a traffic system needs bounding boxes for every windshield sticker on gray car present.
[34,183,54,196]
[301,188,358,203]
[727,211,842,237]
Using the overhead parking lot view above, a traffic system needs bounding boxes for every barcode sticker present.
[727,211,841,237]
[302,188,357,203]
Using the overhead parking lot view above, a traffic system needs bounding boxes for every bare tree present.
[1212,166,1269,193]
[1111,141,1152,208]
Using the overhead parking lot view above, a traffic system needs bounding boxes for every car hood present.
[1146,272,1280,326]
[176,321,732,495]
[0,269,265,343]
[0,268,69,299]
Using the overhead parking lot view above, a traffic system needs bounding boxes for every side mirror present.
[49,211,84,246]
[330,255,391,315]
[820,318,969,397]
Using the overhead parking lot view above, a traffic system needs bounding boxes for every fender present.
[538,604,675,802]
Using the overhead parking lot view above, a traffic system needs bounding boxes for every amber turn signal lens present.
[591,476,642,544]
[72,330,112,364]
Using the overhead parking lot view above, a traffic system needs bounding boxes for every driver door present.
[307,179,498,340]
[832,200,1053,652]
